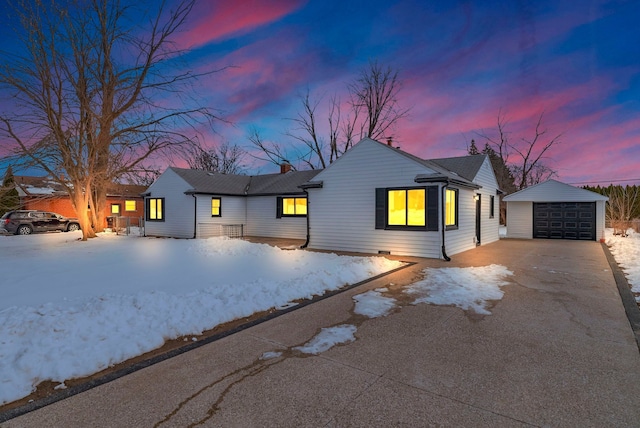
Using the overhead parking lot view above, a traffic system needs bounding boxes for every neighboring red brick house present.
[14,176,146,228]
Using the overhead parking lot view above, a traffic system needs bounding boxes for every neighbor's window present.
[490,195,495,218]
[387,188,425,226]
[445,189,458,229]
[111,204,120,215]
[125,200,136,211]
[211,198,221,217]
[280,197,307,216]
[147,198,164,221]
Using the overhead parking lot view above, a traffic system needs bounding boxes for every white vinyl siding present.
[306,139,442,258]
[474,157,501,246]
[144,169,195,238]
[503,180,608,241]
[246,196,307,239]
[505,201,533,239]
[196,195,246,238]
[439,187,477,255]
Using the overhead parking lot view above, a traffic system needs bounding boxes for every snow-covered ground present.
[606,228,640,300]
[2,228,637,407]
[0,232,402,405]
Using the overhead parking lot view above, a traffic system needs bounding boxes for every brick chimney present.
[386,137,393,146]
[280,163,292,174]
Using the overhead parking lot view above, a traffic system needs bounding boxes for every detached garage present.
[503,179,608,241]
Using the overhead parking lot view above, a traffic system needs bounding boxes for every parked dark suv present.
[0,210,81,235]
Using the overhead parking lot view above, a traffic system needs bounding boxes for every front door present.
[475,194,481,246]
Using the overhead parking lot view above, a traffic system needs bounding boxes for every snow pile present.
[606,228,640,299]
[405,265,514,315]
[293,325,357,355]
[353,288,396,318]
[0,233,402,405]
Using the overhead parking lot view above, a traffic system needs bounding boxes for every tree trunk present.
[70,183,97,241]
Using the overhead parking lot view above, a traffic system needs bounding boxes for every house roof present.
[429,155,487,182]
[503,179,609,202]
[170,167,322,196]
[14,176,66,196]
[366,138,485,188]
[14,175,148,198]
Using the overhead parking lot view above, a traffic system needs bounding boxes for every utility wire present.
[568,178,640,185]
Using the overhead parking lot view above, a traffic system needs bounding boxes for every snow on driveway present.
[0,232,402,405]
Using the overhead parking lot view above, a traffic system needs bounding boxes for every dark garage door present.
[533,202,596,240]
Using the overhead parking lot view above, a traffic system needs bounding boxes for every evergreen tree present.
[468,139,480,155]
[0,166,20,216]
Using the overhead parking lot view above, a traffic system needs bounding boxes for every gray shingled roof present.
[367,139,484,185]
[170,167,321,196]
[429,155,487,182]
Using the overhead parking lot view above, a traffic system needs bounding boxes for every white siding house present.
[143,167,319,240]
[144,138,501,259]
[303,138,501,259]
[503,179,608,241]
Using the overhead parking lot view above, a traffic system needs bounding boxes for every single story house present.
[144,138,502,259]
[13,175,146,228]
[142,165,321,239]
[503,179,609,241]
[301,137,501,258]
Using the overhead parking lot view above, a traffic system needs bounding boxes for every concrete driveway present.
[4,239,640,427]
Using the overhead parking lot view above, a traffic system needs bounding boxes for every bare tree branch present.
[0,0,222,239]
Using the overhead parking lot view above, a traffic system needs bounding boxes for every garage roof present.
[503,179,608,202]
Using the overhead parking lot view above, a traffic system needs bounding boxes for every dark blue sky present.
[1,0,638,185]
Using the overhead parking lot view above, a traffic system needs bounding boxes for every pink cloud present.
[175,0,305,49]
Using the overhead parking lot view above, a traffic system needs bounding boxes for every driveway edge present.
[0,261,415,423]
[601,242,640,352]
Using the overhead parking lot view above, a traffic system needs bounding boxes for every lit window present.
[125,200,136,211]
[445,189,458,228]
[387,189,425,226]
[147,198,164,221]
[111,204,120,214]
[279,197,307,217]
[211,198,221,217]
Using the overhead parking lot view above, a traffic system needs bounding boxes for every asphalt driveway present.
[4,239,640,427]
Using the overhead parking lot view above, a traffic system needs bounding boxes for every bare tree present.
[606,185,640,236]
[250,60,410,170]
[477,111,561,191]
[348,60,410,141]
[185,142,246,174]
[247,127,297,170]
[0,0,220,239]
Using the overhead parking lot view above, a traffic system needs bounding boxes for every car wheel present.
[67,223,80,232]
[16,225,32,235]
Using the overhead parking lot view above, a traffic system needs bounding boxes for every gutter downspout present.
[192,194,197,239]
[301,188,310,248]
[441,182,451,261]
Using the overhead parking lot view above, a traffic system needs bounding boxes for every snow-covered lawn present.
[606,228,640,300]
[0,232,402,405]
[2,228,637,408]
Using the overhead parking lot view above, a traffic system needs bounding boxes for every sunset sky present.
[1,0,638,186]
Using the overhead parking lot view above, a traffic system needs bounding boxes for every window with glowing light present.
[147,198,164,221]
[211,198,221,217]
[445,189,458,229]
[125,200,136,211]
[387,189,425,227]
[111,204,120,215]
[278,197,307,217]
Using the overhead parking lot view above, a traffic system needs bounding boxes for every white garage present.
[503,179,608,241]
